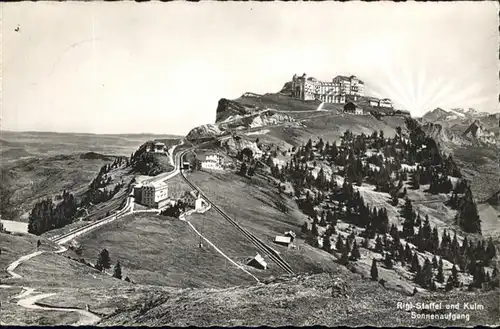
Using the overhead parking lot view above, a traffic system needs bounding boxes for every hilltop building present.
[200,154,225,170]
[289,73,396,112]
[145,141,167,154]
[290,73,364,103]
[141,181,169,208]
[365,96,393,109]
[153,142,166,153]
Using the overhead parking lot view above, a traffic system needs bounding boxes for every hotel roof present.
[145,180,168,189]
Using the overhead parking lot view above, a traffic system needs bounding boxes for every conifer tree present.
[432,255,438,269]
[319,211,327,226]
[445,276,454,291]
[351,240,361,260]
[322,233,332,253]
[97,249,111,270]
[371,259,378,281]
[374,235,384,253]
[414,263,423,285]
[340,249,350,265]
[491,267,499,288]
[401,198,415,237]
[95,260,103,272]
[436,258,444,283]
[301,222,309,234]
[415,213,422,227]
[422,258,433,288]
[405,243,412,263]
[411,253,419,273]
[467,252,477,275]
[456,188,481,234]
[113,261,122,279]
[384,253,394,269]
[311,222,319,237]
[485,237,497,264]
[451,264,459,287]
[335,234,344,251]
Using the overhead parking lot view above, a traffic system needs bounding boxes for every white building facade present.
[200,154,224,170]
[291,73,364,103]
[366,96,393,108]
[141,181,169,208]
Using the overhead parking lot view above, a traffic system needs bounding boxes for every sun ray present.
[401,64,417,107]
[421,65,488,111]
[375,70,414,109]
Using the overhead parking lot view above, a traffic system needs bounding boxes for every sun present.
[363,57,490,117]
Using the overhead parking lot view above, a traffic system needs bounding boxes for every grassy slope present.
[101,272,499,327]
[68,213,257,288]
[0,232,60,279]
[186,170,352,275]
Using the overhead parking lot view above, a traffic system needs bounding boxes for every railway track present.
[178,152,294,275]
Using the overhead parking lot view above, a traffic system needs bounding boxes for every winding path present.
[0,244,101,325]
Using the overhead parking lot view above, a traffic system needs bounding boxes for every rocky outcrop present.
[249,111,296,128]
[185,124,225,141]
[220,136,263,158]
[215,98,256,123]
[421,122,470,153]
[463,120,496,144]
[422,123,463,143]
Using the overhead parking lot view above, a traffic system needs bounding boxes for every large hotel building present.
[291,73,365,103]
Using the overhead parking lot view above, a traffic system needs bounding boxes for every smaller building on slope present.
[274,235,292,247]
[247,253,268,270]
[343,102,364,115]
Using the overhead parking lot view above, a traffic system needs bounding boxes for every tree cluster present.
[28,190,78,235]
[160,200,187,218]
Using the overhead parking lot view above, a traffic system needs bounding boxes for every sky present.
[2,2,499,135]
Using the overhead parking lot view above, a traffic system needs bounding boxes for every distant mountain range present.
[420,107,499,146]
[421,107,498,123]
